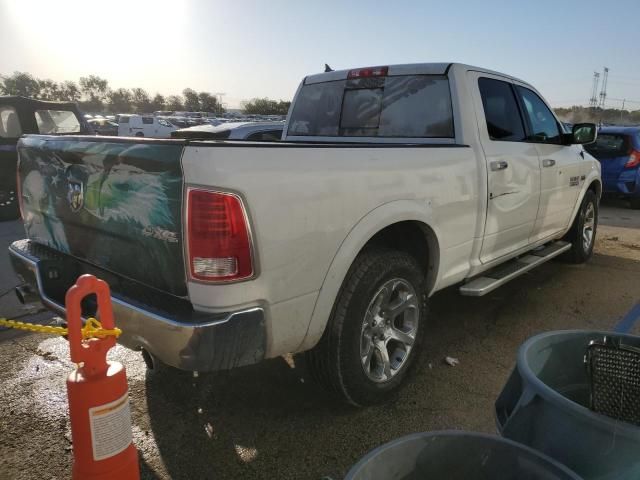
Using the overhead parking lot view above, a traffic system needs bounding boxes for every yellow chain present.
[0,317,121,339]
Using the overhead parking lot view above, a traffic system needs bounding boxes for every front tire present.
[629,198,640,210]
[564,190,598,263]
[306,248,427,406]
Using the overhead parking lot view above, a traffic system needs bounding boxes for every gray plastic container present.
[345,431,581,480]
[496,330,640,480]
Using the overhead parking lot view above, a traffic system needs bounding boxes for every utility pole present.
[214,92,226,115]
[589,72,600,108]
[598,67,609,109]
[620,99,626,123]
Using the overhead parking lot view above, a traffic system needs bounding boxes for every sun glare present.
[6,0,187,86]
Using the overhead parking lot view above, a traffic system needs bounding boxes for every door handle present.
[542,159,556,168]
[490,160,509,171]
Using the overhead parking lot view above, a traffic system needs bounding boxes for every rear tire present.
[564,190,598,263]
[306,248,427,406]
[630,198,640,210]
[135,132,144,137]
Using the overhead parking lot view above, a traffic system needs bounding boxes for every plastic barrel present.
[496,330,640,480]
[344,431,581,480]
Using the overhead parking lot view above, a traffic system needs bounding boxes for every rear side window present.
[584,134,630,158]
[35,110,81,134]
[288,74,454,138]
[0,106,22,138]
[478,78,525,142]
[142,117,154,124]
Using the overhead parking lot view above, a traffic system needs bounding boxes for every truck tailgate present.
[17,135,187,297]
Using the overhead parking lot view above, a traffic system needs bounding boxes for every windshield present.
[288,74,454,138]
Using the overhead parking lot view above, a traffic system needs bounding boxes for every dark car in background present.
[171,121,284,141]
[88,118,118,136]
[584,126,640,209]
[0,96,90,220]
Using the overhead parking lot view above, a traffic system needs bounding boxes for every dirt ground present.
[1,199,639,480]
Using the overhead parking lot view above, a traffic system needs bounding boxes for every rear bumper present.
[9,239,266,372]
[604,169,640,197]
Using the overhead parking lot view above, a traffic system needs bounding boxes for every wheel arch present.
[297,200,440,352]
[564,175,602,236]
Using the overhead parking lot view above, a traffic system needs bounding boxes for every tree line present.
[554,106,640,125]
[1,71,291,115]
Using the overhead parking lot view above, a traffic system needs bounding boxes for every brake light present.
[625,150,640,168]
[187,189,253,282]
[347,66,389,79]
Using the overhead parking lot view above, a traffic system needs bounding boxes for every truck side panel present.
[181,143,481,357]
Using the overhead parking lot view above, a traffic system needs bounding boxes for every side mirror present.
[569,123,597,145]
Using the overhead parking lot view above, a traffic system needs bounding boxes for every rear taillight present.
[625,150,640,169]
[187,188,253,282]
[347,66,389,79]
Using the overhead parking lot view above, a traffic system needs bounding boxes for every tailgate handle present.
[490,160,509,171]
[542,159,556,168]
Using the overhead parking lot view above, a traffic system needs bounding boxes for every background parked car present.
[171,121,284,141]
[117,114,177,138]
[88,118,118,136]
[0,96,90,220]
[584,126,640,209]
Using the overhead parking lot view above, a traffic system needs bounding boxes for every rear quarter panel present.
[181,143,480,356]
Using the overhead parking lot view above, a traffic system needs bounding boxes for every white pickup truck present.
[11,63,600,405]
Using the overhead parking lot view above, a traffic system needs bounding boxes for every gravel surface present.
[1,199,639,480]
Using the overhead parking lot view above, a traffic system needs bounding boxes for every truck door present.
[468,72,541,264]
[512,84,583,242]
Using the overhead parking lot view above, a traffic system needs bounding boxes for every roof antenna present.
[324,63,333,73]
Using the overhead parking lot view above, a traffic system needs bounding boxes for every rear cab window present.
[585,134,631,158]
[35,110,81,134]
[288,73,454,139]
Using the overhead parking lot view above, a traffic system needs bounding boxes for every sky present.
[1,0,640,109]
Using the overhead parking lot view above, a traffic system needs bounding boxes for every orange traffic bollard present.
[65,274,140,480]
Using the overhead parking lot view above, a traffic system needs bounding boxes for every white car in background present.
[171,121,284,141]
[117,114,177,138]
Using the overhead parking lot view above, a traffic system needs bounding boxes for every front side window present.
[35,110,81,134]
[0,106,22,138]
[516,87,561,144]
[158,119,172,127]
[478,78,525,142]
[288,74,454,138]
